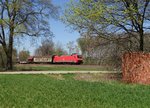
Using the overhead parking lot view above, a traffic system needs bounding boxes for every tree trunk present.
[6,54,13,70]
[5,40,13,70]
[0,54,4,67]
[1,44,13,70]
[139,29,144,51]
[6,24,14,70]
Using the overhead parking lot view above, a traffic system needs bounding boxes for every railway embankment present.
[0,71,120,74]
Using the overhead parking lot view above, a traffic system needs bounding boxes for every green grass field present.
[0,74,149,108]
[14,64,114,71]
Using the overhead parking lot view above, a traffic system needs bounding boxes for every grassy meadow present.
[14,64,114,71]
[0,74,149,108]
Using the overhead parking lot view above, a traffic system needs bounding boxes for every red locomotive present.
[27,54,83,64]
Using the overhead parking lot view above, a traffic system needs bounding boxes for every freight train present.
[26,54,83,64]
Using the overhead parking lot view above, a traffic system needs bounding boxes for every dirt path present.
[0,71,120,74]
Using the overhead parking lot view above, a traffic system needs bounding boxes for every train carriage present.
[27,56,52,64]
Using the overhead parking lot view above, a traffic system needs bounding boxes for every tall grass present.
[0,74,149,108]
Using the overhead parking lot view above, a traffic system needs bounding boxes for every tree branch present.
[17,11,39,26]
[142,0,149,25]
[0,4,6,43]
[15,31,41,37]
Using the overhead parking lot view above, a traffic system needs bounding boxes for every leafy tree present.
[19,50,30,61]
[64,0,150,52]
[0,0,58,70]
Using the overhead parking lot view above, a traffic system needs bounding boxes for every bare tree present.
[19,50,30,61]
[54,42,67,55]
[34,39,54,56]
[0,0,58,70]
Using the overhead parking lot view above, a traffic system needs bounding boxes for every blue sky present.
[51,0,80,45]
[15,0,80,55]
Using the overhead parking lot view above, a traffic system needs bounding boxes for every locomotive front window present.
[77,55,82,58]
